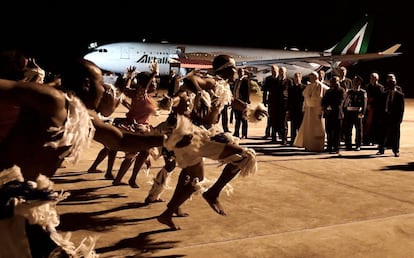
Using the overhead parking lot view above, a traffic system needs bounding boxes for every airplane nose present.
[84,52,104,69]
[84,52,94,61]
[84,53,93,63]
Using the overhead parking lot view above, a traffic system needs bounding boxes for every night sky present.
[2,1,412,96]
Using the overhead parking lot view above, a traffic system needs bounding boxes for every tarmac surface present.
[54,93,414,258]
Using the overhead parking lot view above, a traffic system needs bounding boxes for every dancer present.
[87,67,133,178]
[0,54,168,257]
[88,65,160,184]
[157,55,258,230]
[111,70,160,187]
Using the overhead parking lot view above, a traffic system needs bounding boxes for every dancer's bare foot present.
[174,207,189,217]
[157,215,181,230]
[104,173,114,180]
[203,192,226,216]
[128,180,140,188]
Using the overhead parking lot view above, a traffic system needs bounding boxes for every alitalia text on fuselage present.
[136,54,170,65]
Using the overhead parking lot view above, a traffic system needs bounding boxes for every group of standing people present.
[262,65,291,144]
[262,65,405,156]
[322,70,405,157]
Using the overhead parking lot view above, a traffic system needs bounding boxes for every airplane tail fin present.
[325,14,374,55]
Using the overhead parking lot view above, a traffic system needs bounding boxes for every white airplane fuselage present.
[84,42,323,82]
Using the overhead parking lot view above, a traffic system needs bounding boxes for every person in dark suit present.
[232,68,251,138]
[167,68,179,97]
[266,66,291,144]
[261,65,278,139]
[287,72,305,145]
[321,76,345,154]
[376,73,405,157]
[362,72,384,145]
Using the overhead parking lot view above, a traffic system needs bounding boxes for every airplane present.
[83,15,401,84]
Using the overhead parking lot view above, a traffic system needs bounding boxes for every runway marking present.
[203,154,414,209]
[157,212,414,251]
[257,157,414,207]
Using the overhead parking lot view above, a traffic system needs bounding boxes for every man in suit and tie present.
[376,73,405,157]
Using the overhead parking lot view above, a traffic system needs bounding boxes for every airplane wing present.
[237,44,402,68]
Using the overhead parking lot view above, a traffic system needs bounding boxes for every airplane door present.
[120,47,129,59]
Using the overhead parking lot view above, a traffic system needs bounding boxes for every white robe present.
[294,81,328,151]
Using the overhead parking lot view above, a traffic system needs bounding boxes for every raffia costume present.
[0,93,98,258]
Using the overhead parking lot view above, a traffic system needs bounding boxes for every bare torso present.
[0,100,69,181]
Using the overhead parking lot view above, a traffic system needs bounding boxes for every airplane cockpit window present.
[98,49,108,53]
